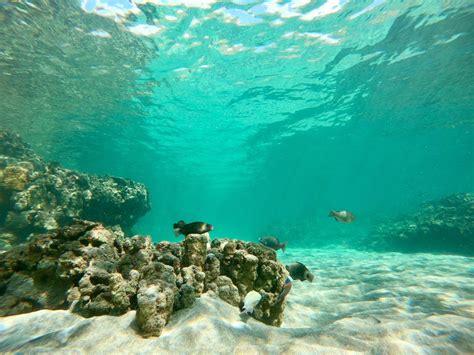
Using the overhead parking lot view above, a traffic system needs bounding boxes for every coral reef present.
[359,193,474,256]
[0,221,288,337]
[0,130,150,249]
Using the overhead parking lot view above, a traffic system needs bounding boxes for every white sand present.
[1,248,473,354]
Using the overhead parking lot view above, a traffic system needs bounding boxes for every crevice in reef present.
[0,188,10,226]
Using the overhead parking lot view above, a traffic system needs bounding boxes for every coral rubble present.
[359,193,474,256]
[0,221,288,337]
[0,130,150,249]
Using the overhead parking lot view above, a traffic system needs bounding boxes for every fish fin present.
[281,242,287,253]
[276,282,292,303]
[174,228,181,237]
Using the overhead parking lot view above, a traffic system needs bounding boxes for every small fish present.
[259,236,287,252]
[286,262,314,282]
[329,210,355,223]
[276,276,293,303]
[173,220,214,237]
[241,290,262,315]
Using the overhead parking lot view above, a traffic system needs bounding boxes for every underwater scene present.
[0,0,473,353]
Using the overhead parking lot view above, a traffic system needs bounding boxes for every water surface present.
[0,0,473,241]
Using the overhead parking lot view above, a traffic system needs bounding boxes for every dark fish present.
[173,220,213,237]
[259,236,287,252]
[286,262,314,282]
[329,210,355,223]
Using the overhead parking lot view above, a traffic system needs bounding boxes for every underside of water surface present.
[1,0,472,241]
[0,0,473,353]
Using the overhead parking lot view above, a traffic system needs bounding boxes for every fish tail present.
[281,241,287,253]
[276,284,291,303]
[173,220,185,228]
[173,220,185,237]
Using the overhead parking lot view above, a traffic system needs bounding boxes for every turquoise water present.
[1,1,474,352]
[0,0,473,244]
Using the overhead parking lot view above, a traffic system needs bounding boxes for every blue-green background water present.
[0,0,473,244]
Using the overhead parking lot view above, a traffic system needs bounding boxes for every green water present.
[0,0,473,244]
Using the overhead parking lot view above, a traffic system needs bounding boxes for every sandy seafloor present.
[1,248,473,354]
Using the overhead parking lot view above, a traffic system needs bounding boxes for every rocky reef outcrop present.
[0,130,150,249]
[359,193,474,256]
[0,221,288,337]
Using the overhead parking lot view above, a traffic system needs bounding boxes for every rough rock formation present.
[206,238,287,326]
[0,221,288,337]
[0,130,150,249]
[359,193,474,256]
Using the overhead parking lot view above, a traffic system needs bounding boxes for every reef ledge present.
[358,193,474,256]
[0,130,151,249]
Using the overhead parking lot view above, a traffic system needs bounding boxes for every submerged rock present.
[182,233,209,267]
[359,193,474,256]
[214,275,240,307]
[136,262,177,337]
[0,221,288,337]
[0,130,150,248]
